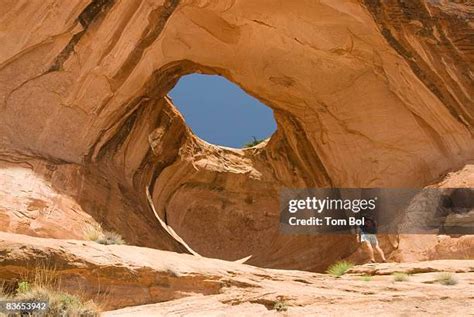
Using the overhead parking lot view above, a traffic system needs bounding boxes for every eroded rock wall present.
[0,0,472,270]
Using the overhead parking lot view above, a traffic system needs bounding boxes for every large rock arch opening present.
[0,0,472,271]
[168,73,276,148]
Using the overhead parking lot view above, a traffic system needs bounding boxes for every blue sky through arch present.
[168,74,276,148]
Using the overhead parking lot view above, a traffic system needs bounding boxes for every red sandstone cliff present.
[0,0,472,272]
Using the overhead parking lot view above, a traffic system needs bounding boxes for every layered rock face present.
[0,0,472,270]
[1,232,473,314]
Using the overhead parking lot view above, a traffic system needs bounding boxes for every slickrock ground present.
[0,232,473,316]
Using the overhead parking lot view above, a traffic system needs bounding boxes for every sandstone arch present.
[0,0,472,271]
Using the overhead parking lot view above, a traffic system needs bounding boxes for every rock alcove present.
[0,0,472,272]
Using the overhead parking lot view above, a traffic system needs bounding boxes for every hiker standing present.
[357,217,387,263]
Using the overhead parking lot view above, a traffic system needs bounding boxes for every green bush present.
[326,261,353,277]
[6,273,100,317]
[16,285,99,316]
[392,272,409,282]
[17,281,31,294]
[436,272,458,286]
[243,136,264,148]
[361,275,372,282]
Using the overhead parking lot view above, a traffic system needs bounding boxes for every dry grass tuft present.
[326,261,353,277]
[392,272,409,282]
[436,272,458,286]
[83,223,103,242]
[361,275,373,282]
[96,231,125,245]
[83,223,125,245]
[3,266,100,316]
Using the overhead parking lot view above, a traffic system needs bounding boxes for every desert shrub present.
[83,223,103,241]
[0,284,7,301]
[392,272,409,282]
[243,136,264,148]
[16,285,99,316]
[436,272,458,286]
[326,261,353,277]
[83,223,125,245]
[96,230,125,245]
[273,300,288,312]
[17,281,31,293]
[10,267,100,317]
[361,275,372,282]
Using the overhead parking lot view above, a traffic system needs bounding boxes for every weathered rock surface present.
[0,158,98,239]
[0,232,473,315]
[0,0,473,270]
[390,163,474,263]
